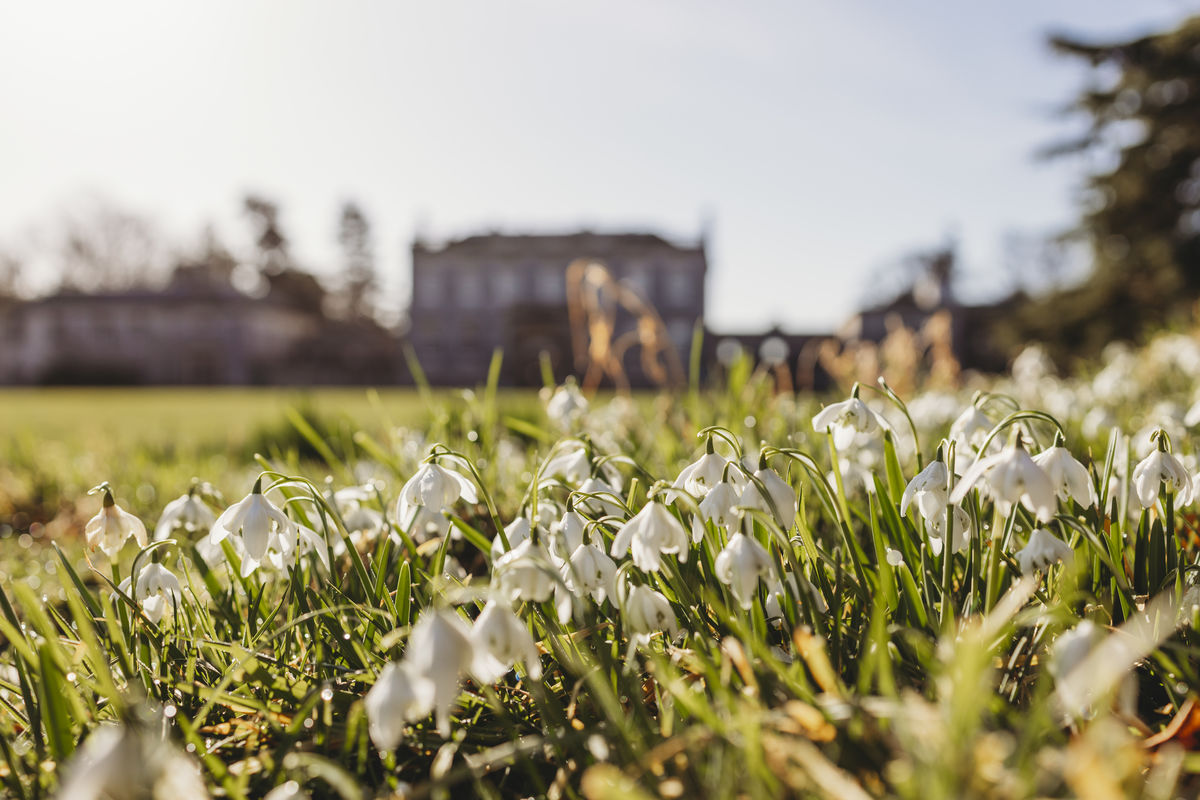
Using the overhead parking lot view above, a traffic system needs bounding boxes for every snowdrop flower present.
[543,439,593,485]
[622,583,679,646]
[405,609,474,737]
[153,488,216,541]
[739,460,797,530]
[811,389,883,449]
[674,440,738,498]
[1033,436,1096,507]
[544,377,588,430]
[714,532,773,610]
[469,600,542,684]
[364,660,434,752]
[901,458,950,521]
[574,475,626,517]
[562,542,617,605]
[57,722,209,800]
[1015,528,1073,575]
[1132,434,1193,508]
[950,438,1057,522]
[548,502,588,561]
[949,404,996,457]
[118,562,183,625]
[395,461,477,541]
[493,538,558,603]
[691,479,742,543]
[927,505,971,555]
[210,479,298,577]
[610,499,690,572]
[85,487,148,558]
[491,515,532,560]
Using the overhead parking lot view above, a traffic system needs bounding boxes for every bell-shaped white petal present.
[491,515,531,560]
[364,660,434,752]
[927,505,971,555]
[692,481,742,543]
[610,501,689,572]
[1015,528,1073,574]
[211,490,297,576]
[812,397,882,449]
[469,600,542,684]
[545,379,588,430]
[493,538,557,603]
[548,507,588,561]
[396,462,476,541]
[85,496,148,558]
[575,476,626,517]
[673,451,734,498]
[1133,449,1193,508]
[901,460,949,517]
[949,405,995,455]
[57,723,209,800]
[154,493,216,541]
[714,532,773,610]
[562,542,617,604]
[623,583,679,645]
[950,442,1056,521]
[1033,446,1096,507]
[740,468,797,530]
[405,609,474,737]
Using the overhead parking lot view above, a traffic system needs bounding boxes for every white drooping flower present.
[622,583,680,646]
[154,490,216,541]
[949,439,1057,522]
[900,458,950,521]
[1033,441,1096,508]
[405,609,474,737]
[562,542,617,605]
[364,660,434,752]
[57,722,209,800]
[1015,528,1074,575]
[1132,440,1193,509]
[493,538,558,603]
[740,464,797,530]
[543,439,593,485]
[469,600,543,684]
[673,442,737,499]
[927,505,971,555]
[84,488,148,558]
[945,407,993,455]
[210,480,298,577]
[544,378,589,430]
[395,461,478,542]
[574,475,626,517]
[691,480,742,543]
[548,503,588,561]
[714,532,773,610]
[119,562,183,625]
[491,515,532,560]
[812,394,883,449]
[610,500,690,572]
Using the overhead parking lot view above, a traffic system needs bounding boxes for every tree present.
[55,197,166,291]
[1015,16,1200,360]
[337,201,376,317]
[242,194,289,274]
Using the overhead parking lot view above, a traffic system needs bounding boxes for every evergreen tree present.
[1013,16,1200,361]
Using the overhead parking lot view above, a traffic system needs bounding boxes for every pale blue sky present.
[1,1,1198,331]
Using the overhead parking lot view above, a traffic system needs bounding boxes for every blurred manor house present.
[0,230,1003,387]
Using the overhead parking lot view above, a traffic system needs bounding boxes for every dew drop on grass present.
[321,687,333,701]
[65,672,76,682]
[303,718,315,729]
[164,705,177,718]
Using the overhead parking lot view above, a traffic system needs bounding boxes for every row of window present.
[414,264,702,310]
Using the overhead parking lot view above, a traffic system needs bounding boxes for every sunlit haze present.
[2,0,1198,331]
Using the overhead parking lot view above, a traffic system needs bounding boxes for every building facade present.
[408,231,707,386]
[0,264,401,386]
